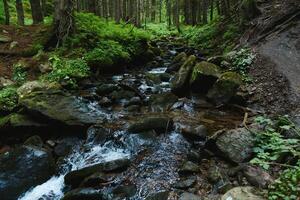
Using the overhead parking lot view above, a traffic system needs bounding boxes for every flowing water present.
[17,40,243,200]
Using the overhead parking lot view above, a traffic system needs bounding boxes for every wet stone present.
[145,191,170,200]
[179,161,199,174]
[112,184,137,198]
[80,172,116,187]
[173,176,197,189]
[181,125,208,141]
[62,188,103,200]
[128,116,173,134]
[179,192,202,200]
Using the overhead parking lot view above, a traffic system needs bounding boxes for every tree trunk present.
[54,0,75,46]
[3,0,10,25]
[29,0,44,24]
[16,0,25,25]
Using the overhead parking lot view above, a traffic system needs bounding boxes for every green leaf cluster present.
[230,48,255,76]
[41,55,90,89]
[12,63,28,85]
[0,86,18,113]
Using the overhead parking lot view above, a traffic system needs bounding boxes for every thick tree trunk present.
[3,0,10,25]
[54,0,75,46]
[29,0,44,24]
[16,0,25,25]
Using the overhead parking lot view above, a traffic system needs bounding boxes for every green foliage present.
[0,86,18,112]
[41,55,90,88]
[251,116,300,199]
[229,48,255,76]
[62,13,151,69]
[84,40,130,67]
[12,63,28,84]
[146,23,179,37]
[0,1,4,24]
[251,115,300,170]
[268,163,300,200]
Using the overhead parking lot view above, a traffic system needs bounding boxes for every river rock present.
[17,81,60,98]
[207,72,242,105]
[62,188,103,200]
[171,55,196,96]
[167,52,187,72]
[179,193,202,200]
[19,90,105,126]
[149,93,178,112]
[221,187,265,200]
[64,158,130,188]
[128,116,173,134]
[190,61,221,94]
[0,146,55,200]
[24,135,43,148]
[181,125,208,141]
[173,176,197,189]
[179,161,199,174]
[216,128,255,163]
[112,184,137,198]
[145,191,170,200]
[80,172,116,187]
[96,84,120,96]
[86,125,110,145]
[243,165,274,188]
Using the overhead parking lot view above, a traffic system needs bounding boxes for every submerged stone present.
[128,116,173,134]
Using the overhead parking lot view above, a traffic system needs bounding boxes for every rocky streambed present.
[0,39,267,200]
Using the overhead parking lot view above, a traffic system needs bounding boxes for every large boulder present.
[190,61,221,94]
[128,116,173,134]
[19,90,104,127]
[221,187,265,200]
[207,72,242,105]
[0,146,55,200]
[171,55,196,97]
[17,81,60,98]
[64,158,130,188]
[216,128,255,163]
[167,52,188,72]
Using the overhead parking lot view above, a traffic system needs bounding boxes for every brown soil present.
[0,25,50,80]
[244,0,300,115]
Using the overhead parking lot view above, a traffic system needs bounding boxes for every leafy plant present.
[0,86,18,113]
[268,162,300,200]
[41,55,90,88]
[12,63,28,84]
[229,48,255,76]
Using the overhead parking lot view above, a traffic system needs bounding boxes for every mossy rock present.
[207,72,242,105]
[190,61,221,94]
[171,55,196,97]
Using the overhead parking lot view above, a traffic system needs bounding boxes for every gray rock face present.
[173,176,197,189]
[216,128,255,163]
[62,188,103,200]
[0,146,55,200]
[128,116,173,134]
[243,165,274,188]
[64,158,130,188]
[145,191,170,200]
[19,90,104,126]
[221,187,265,200]
[171,55,196,97]
[179,161,199,174]
[181,125,208,141]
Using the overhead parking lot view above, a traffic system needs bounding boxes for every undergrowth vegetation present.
[251,115,300,199]
[41,55,90,89]
[182,18,242,54]
[61,12,151,68]
[0,86,18,113]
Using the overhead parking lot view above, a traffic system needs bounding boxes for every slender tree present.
[16,0,25,25]
[3,0,10,25]
[29,0,44,24]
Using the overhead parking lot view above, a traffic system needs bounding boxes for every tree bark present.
[16,0,25,25]
[3,0,10,25]
[29,0,44,24]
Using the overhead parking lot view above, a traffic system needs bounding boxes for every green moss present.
[0,87,18,113]
[191,61,221,82]
[219,72,242,85]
